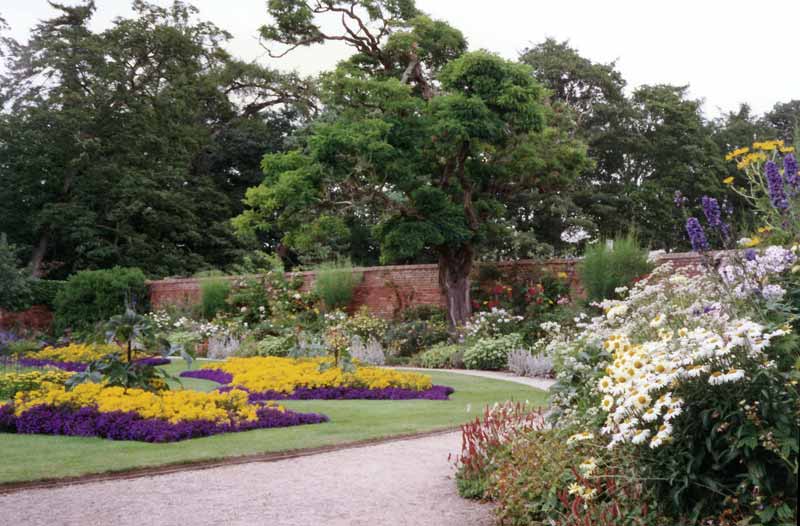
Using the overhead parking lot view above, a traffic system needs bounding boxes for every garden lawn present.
[0,362,547,484]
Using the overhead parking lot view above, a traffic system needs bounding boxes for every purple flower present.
[180,369,234,385]
[2,403,329,443]
[674,191,688,208]
[744,248,757,261]
[16,358,87,372]
[765,161,789,210]
[685,217,709,252]
[701,196,730,240]
[134,357,171,367]
[240,385,455,402]
[784,153,798,190]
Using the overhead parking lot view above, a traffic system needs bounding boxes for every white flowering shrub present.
[549,253,799,520]
[206,334,241,359]
[464,308,523,339]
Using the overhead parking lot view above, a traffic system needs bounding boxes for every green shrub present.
[463,334,523,370]
[28,280,66,309]
[54,267,147,332]
[400,305,446,323]
[416,343,461,369]
[314,260,362,311]
[200,278,230,320]
[384,320,449,357]
[0,234,31,311]
[577,232,653,302]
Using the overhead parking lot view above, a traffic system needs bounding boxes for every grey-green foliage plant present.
[0,233,31,311]
[314,260,362,311]
[350,335,386,366]
[578,233,653,302]
[200,278,230,320]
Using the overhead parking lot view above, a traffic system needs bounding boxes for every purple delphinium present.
[785,153,798,191]
[674,191,688,208]
[1,403,329,443]
[180,369,234,385]
[765,161,789,210]
[701,196,730,240]
[701,196,722,227]
[685,217,709,252]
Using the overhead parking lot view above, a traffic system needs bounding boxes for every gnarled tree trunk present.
[438,244,473,329]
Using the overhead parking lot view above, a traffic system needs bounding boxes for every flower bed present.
[0,382,328,442]
[9,342,171,372]
[180,357,454,400]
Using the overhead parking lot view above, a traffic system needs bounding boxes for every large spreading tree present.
[235,0,589,326]
[0,1,315,278]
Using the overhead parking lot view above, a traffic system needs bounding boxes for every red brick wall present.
[147,251,709,319]
[0,305,54,333]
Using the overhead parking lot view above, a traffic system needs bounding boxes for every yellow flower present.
[557,272,568,279]
[208,357,433,394]
[722,176,734,185]
[756,226,772,234]
[779,146,795,154]
[724,146,749,161]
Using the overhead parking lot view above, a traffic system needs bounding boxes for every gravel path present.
[0,431,494,526]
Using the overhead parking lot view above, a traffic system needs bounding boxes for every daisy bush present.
[546,251,799,523]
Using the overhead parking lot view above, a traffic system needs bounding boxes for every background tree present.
[0,1,315,278]
[520,39,634,239]
[236,1,589,326]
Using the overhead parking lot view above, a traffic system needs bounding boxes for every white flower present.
[631,428,651,444]
[560,225,591,244]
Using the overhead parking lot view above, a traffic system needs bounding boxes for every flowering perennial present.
[181,356,452,400]
[0,381,328,442]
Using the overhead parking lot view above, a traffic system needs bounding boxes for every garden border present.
[0,426,461,495]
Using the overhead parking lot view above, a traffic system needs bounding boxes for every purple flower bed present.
[180,369,234,384]
[181,368,454,400]
[10,356,171,372]
[16,358,87,372]
[0,403,328,443]
[219,384,455,401]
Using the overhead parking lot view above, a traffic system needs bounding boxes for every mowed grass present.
[0,362,547,484]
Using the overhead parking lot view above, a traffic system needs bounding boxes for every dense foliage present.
[53,267,147,332]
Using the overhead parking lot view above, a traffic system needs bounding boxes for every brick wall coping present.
[145,250,714,285]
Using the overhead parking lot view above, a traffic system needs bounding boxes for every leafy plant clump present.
[313,260,362,311]
[463,334,524,370]
[54,267,147,333]
[578,232,653,302]
[415,343,461,369]
[200,278,231,320]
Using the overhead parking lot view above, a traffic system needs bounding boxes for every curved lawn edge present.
[0,426,461,495]
[0,370,548,487]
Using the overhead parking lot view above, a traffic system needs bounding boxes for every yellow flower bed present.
[34,343,121,363]
[207,357,433,393]
[13,382,267,424]
[0,370,73,399]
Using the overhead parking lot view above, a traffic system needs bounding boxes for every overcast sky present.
[3,0,798,118]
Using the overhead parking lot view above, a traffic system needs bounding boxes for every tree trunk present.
[438,244,473,329]
[29,233,49,277]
